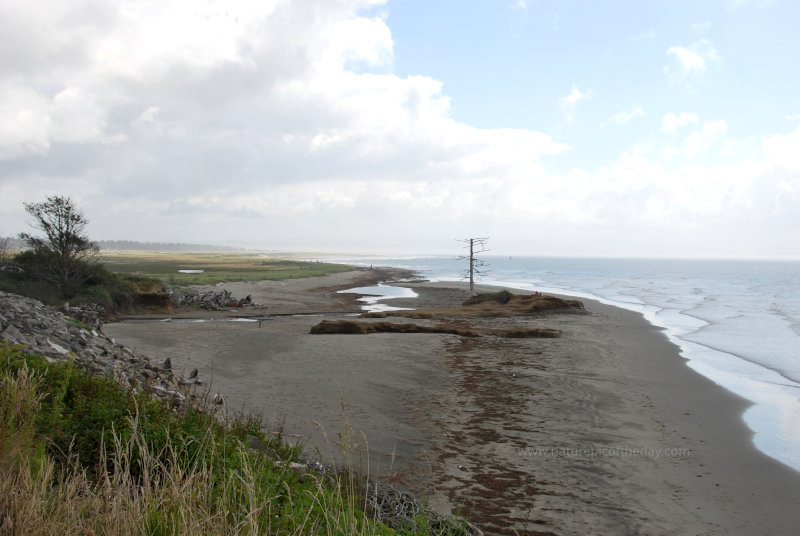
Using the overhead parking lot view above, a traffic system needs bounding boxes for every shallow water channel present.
[336,283,418,312]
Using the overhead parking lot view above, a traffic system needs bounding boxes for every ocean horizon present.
[331,255,800,473]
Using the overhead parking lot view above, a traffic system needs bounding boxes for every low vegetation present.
[0,342,468,535]
[99,251,352,286]
[1,250,352,309]
[0,259,165,311]
[1,196,353,309]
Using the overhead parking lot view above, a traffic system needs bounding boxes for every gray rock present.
[2,324,22,343]
[180,367,203,385]
[0,290,178,400]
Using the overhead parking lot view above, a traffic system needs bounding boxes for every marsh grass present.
[100,251,352,286]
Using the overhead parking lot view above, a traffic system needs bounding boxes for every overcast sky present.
[1,0,799,258]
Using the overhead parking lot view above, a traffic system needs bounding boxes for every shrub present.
[463,289,512,305]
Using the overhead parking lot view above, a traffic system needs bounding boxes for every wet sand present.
[104,271,800,535]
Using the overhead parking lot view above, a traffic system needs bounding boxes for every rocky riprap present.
[0,290,180,399]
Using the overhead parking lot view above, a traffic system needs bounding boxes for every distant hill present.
[1,237,245,253]
[1,237,25,251]
[97,240,246,252]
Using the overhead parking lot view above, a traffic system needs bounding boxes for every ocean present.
[333,255,800,472]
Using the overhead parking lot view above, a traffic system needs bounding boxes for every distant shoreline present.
[104,268,800,534]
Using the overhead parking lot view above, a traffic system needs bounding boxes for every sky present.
[1,0,799,258]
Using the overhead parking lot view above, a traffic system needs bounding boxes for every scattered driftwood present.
[311,320,479,337]
[168,288,253,310]
[309,320,560,338]
[311,291,578,339]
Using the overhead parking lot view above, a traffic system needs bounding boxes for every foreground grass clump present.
[0,342,431,535]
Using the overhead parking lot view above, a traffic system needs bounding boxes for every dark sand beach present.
[104,269,800,535]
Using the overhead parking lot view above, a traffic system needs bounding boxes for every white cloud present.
[685,120,728,156]
[0,82,53,159]
[513,0,528,10]
[0,81,123,160]
[0,0,797,258]
[559,83,592,122]
[764,126,800,171]
[613,106,644,125]
[662,112,699,133]
[662,118,728,158]
[0,0,571,234]
[664,39,720,82]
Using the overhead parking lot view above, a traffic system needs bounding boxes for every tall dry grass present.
[0,342,475,535]
[0,349,397,535]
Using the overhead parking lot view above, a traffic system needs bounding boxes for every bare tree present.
[19,196,99,294]
[458,237,489,297]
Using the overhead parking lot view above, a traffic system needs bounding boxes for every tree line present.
[1,237,244,253]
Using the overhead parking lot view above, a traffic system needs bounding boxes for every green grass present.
[64,316,93,331]
[0,251,353,307]
[100,251,353,286]
[0,342,470,535]
[0,342,384,534]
